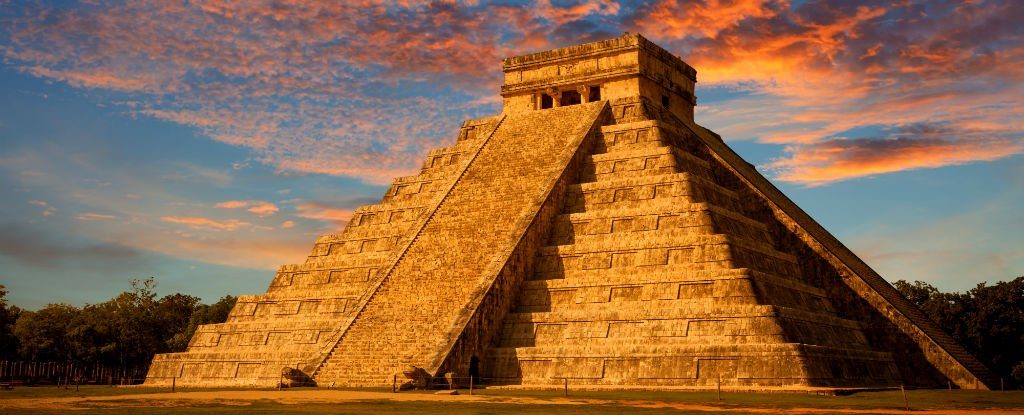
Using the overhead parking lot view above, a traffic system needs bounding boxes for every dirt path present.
[0,389,1020,414]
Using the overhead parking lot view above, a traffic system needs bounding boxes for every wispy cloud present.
[629,0,1024,184]
[0,223,142,268]
[6,1,1020,186]
[0,144,333,273]
[767,123,1024,186]
[632,0,776,39]
[28,200,55,217]
[215,200,279,217]
[160,216,251,231]
[0,1,618,185]
[294,202,354,229]
[77,212,118,221]
[119,229,309,270]
[848,179,1024,289]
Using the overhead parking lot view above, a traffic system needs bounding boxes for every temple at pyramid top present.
[501,34,697,121]
[145,34,997,392]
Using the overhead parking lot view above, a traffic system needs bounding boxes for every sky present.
[0,0,1021,310]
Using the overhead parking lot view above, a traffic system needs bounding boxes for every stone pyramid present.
[146,34,996,390]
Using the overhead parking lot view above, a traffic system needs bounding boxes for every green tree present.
[896,277,1024,386]
[6,278,237,370]
[14,303,79,361]
[106,278,166,368]
[962,278,1024,377]
[0,285,22,359]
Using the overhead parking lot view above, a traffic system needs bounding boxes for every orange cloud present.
[631,1,1024,184]
[116,226,309,270]
[214,200,279,216]
[633,0,776,39]
[2,1,565,184]
[77,212,118,221]
[533,0,620,25]
[160,216,251,231]
[25,65,166,93]
[7,0,1023,187]
[214,200,248,209]
[768,132,1024,186]
[294,202,355,228]
[29,200,56,217]
[678,5,888,88]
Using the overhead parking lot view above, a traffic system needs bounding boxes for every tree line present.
[894,276,1024,385]
[0,278,235,377]
[0,276,1021,385]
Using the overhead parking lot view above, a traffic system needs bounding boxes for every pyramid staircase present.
[312,102,608,386]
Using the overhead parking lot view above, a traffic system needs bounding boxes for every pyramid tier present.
[486,343,899,387]
[565,173,744,214]
[550,202,772,246]
[267,254,391,292]
[517,268,834,315]
[148,350,316,387]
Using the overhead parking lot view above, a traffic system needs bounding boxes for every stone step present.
[528,266,818,290]
[498,333,853,348]
[542,231,795,264]
[489,342,894,362]
[582,145,711,180]
[513,286,832,316]
[549,202,771,247]
[564,173,742,214]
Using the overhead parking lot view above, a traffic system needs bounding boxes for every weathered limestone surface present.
[146,34,996,390]
[484,105,899,387]
[314,102,606,386]
[145,117,502,386]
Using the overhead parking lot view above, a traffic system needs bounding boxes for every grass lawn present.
[1,385,1023,414]
[472,387,1024,410]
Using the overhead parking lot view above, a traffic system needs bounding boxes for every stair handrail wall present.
[424,102,611,378]
[306,115,508,380]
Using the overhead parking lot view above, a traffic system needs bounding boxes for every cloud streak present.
[2,0,1021,188]
[294,202,355,230]
[0,1,617,185]
[29,200,55,217]
[215,200,279,217]
[0,223,143,268]
[629,0,1024,184]
[770,134,1024,186]
[160,216,251,231]
[77,212,118,221]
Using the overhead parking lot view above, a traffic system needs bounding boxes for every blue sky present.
[0,0,1021,309]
